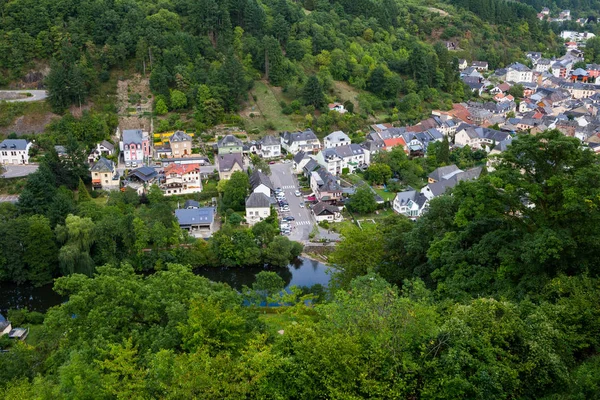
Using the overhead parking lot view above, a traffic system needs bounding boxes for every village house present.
[458,59,468,70]
[121,129,149,166]
[428,165,463,184]
[421,166,483,201]
[217,134,244,155]
[0,139,32,165]
[292,150,312,173]
[328,103,347,113]
[392,190,428,218]
[90,157,120,191]
[315,144,366,175]
[324,130,351,148]
[471,61,489,71]
[280,129,321,154]
[161,163,202,196]
[454,124,511,151]
[125,166,158,195]
[258,135,281,159]
[506,63,534,83]
[310,168,342,202]
[169,131,193,158]
[360,139,385,164]
[312,201,342,222]
[175,207,216,237]
[250,170,274,197]
[217,153,244,180]
[87,140,115,164]
[245,192,272,225]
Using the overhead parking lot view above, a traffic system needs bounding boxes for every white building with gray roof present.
[0,139,32,165]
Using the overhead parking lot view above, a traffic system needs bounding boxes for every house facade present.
[121,129,149,164]
[312,201,342,222]
[217,153,244,180]
[0,139,32,165]
[280,129,321,154]
[169,131,193,158]
[88,140,115,164]
[323,131,351,148]
[506,63,534,83]
[310,168,342,202]
[250,170,274,197]
[161,163,203,196]
[392,190,428,218]
[90,157,120,191]
[454,124,510,151]
[259,135,281,159]
[315,144,365,175]
[217,135,244,155]
[245,192,271,225]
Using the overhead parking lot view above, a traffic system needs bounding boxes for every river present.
[0,257,333,314]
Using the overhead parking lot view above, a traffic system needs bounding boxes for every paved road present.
[270,163,315,241]
[0,195,19,203]
[1,164,39,178]
[0,90,48,102]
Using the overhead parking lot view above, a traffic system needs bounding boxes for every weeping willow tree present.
[56,214,96,276]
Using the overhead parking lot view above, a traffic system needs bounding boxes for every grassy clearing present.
[373,187,395,202]
[241,81,299,134]
[331,81,362,113]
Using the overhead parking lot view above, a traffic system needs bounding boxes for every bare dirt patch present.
[116,74,153,131]
[0,112,59,135]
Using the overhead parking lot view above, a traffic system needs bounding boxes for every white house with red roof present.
[161,163,203,196]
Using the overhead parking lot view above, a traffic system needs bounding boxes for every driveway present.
[270,163,315,241]
[1,164,39,178]
[0,90,48,102]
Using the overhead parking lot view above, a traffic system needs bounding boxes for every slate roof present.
[250,170,274,191]
[303,159,320,175]
[218,134,243,148]
[428,165,462,182]
[184,200,200,209]
[123,129,143,144]
[246,192,271,208]
[324,130,350,145]
[312,201,339,216]
[280,129,319,145]
[90,157,115,172]
[100,140,115,151]
[217,153,244,172]
[129,166,157,182]
[315,168,341,192]
[170,131,192,142]
[507,62,531,72]
[260,135,279,146]
[175,207,215,226]
[361,139,385,152]
[394,190,428,209]
[0,139,29,150]
[293,150,309,163]
[0,313,9,332]
[333,143,364,158]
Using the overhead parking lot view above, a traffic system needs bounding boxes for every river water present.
[0,257,333,314]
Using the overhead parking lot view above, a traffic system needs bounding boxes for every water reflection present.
[0,257,333,314]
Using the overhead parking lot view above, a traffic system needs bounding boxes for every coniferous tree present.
[302,75,325,108]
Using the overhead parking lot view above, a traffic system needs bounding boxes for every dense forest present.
[0,0,563,130]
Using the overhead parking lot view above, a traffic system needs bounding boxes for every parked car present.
[307,195,317,201]
[269,161,276,165]
[280,206,290,212]
[294,190,301,197]
[125,162,131,168]
[284,216,295,221]
[299,203,305,208]
[275,187,282,192]
[131,162,138,168]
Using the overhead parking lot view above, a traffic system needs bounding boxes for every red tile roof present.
[383,137,407,150]
[164,163,201,175]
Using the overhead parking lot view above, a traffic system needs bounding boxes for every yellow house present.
[91,157,120,190]
[217,153,244,180]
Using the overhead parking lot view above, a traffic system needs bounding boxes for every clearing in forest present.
[116,73,153,132]
[239,81,299,134]
[331,81,362,114]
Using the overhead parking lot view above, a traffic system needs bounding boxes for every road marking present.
[296,221,311,226]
